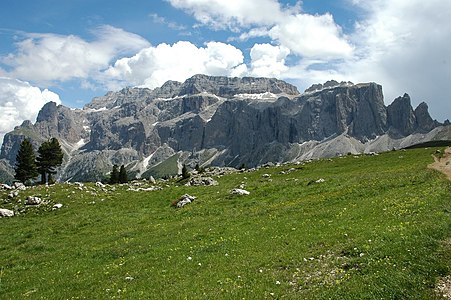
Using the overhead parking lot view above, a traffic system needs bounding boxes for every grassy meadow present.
[0,148,450,299]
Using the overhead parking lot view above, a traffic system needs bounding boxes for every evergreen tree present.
[118,165,128,183]
[14,139,38,184]
[36,138,64,184]
[181,164,190,179]
[109,165,119,184]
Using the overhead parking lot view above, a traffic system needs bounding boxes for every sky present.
[1,0,451,143]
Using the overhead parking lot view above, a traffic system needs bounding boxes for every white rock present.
[149,176,156,184]
[0,208,14,217]
[52,203,63,210]
[13,182,26,190]
[1,184,13,190]
[95,182,106,188]
[25,196,42,205]
[262,174,271,178]
[230,188,250,196]
[315,178,325,183]
[175,194,197,208]
[8,191,18,198]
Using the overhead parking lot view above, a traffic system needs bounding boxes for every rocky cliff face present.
[0,74,446,183]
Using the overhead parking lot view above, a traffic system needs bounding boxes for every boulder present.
[13,182,26,190]
[175,194,197,208]
[230,188,250,196]
[0,208,14,217]
[25,196,42,205]
[95,182,106,188]
[52,203,63,210]
[1,184,13,190]
[8,191,18,198]
[186,177,218,186]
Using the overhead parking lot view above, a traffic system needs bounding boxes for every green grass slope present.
[0,148,450,299]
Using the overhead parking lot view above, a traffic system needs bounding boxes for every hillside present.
[0,147,450,299]
[1,75,449,184]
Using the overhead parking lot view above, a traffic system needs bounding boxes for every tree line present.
[14,138,64,185]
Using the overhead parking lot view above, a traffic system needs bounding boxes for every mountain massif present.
[0,74,450,183]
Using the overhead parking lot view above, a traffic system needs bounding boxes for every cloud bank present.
[0,77,61,144]
[2,25,150,84]
[105,41,247,90]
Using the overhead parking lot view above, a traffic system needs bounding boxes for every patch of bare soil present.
[437,275,451,299]
[428,147,451,181]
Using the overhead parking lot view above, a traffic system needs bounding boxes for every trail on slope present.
[428,147,451,181]
[429,147,451,299]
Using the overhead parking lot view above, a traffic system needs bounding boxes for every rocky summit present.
[0,74,449,183]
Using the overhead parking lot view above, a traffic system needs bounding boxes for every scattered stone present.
[0,208,14,217]
[8,191,19,198]
[25,196,42,205]
[74,182,84,189]
[13,182,26,190]
[52,203,63,210]
[186,177,218,186]
[174,194,196,208]
[95,182,106,188]
[230,188,250,196]
[262,174,271,178]
[149,176,156,184]
[1,184,13,190]
[125,276,134,281]
[315,178,325,183]
[127,186,162,192]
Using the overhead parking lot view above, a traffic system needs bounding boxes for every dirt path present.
[428,147,451,181]
[428,147,451,299]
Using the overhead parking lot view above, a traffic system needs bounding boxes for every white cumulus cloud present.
[105,41,247,89]
[2,25,150,84]
[249,44,290,78]
[0,77,61,144]
[340,0,451,120]
[269,13,353,59]
[167,0,288,29]
[168,0,353,59]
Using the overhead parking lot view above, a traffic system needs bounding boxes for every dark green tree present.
[14,139,39,184]
[118,165,128,184]
[181,164,190,179]
[36,138,64,184]
[109,165,119,184]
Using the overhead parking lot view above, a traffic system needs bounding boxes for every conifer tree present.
[14,139,38,184]
[109,165,119,184]
[181,164,190,179]
[36,138,64,184]
[118,165,128,183]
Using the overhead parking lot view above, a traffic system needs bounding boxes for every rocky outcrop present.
[414,102,439,133]
[0,75,446,183]
[387,94,439,136]
[177,74,300,97]
[387,94,416,136]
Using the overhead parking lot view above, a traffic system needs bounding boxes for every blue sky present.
[1,0,451,142]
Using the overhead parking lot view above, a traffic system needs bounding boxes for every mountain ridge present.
[0,74,449,183]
